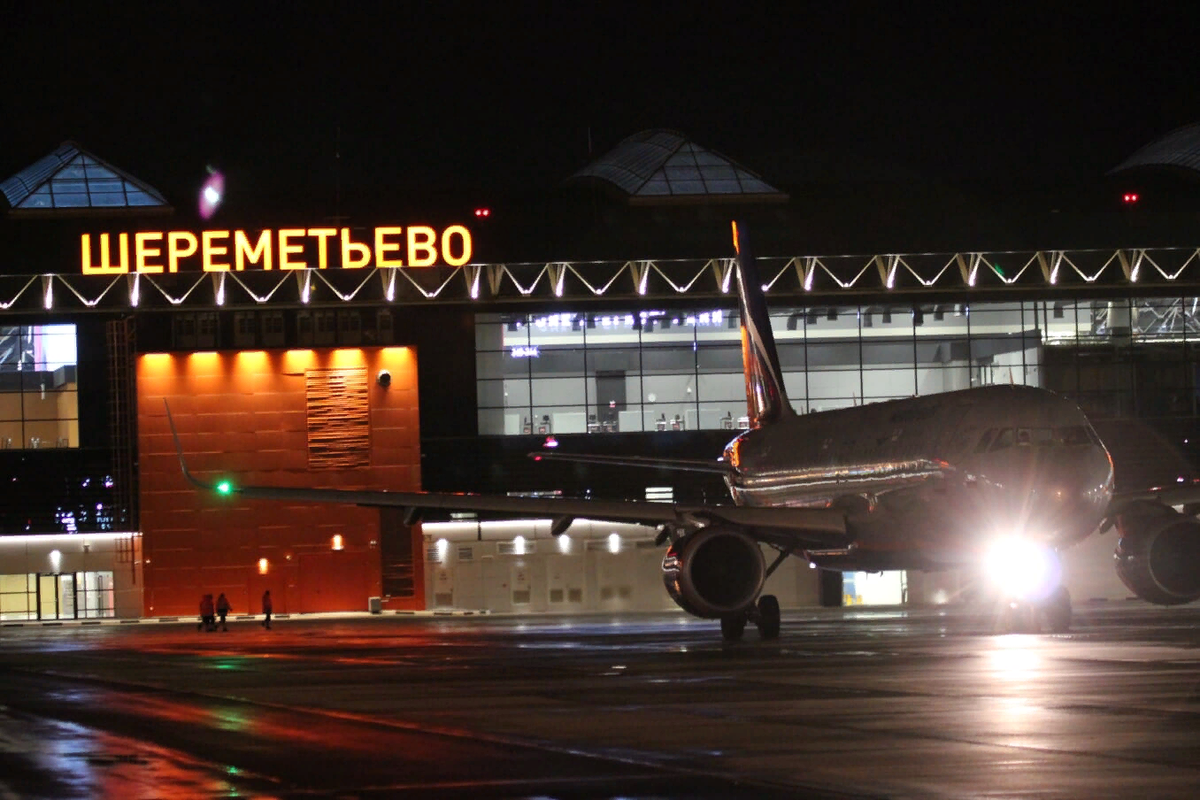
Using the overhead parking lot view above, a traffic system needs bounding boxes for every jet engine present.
[1114,500,1200,605]
[662,527,765,618]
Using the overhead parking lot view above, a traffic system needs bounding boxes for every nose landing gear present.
[999,586,1071,634]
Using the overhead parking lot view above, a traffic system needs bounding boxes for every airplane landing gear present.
[720,594,781,641]
[997,586,1071,634]
[1039,586,1071,633]
[721,614,746,641]
[755,594,781,639]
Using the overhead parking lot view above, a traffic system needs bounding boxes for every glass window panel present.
[807,369,861,403]
[53,193,89,207]
[699,402,745,431]
[529,347,585,377]
[642,343,695,374]
[862,367,915,400]
[87,178,123,192]
[644,403,696,431]
[671,180,706,194]
[51,178,87,192]
[642,373,693,405]
[697,372,744,402]
[477,350,520,379]
[697,343,741,372]
[530,376,586,410]
[126,190,159,205]
[89,192,126,207]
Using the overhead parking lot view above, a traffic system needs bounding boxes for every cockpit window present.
[974,428,997,453]
[989,428,1015,451]
[1057,426,1091,446]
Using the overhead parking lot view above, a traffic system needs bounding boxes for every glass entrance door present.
[37,573,76,620]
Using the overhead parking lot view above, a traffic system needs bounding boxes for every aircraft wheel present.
[1040,586,1071,633]
[756,594,781,640]
[720,614,746,641]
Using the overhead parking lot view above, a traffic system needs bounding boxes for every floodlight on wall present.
[377,369,392,388]
[863,312,873,328]
[806,311,818,326]
[827,308,838,321]
[934,305,945,321]
[1053,303,1065,319]
[882,310,892,324]
[787,314,800,331]
[913,308,924,326]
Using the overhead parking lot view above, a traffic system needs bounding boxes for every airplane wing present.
[166,401,847,547]
[1104,479,1200,527]
[528,450,735,475]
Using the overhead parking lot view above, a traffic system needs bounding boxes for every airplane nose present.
[1028,447,1113,540]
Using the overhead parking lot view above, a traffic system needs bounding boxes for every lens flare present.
[983,536,1062,601]
[199,170,225,219]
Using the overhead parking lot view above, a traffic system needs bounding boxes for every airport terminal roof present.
[1110,123,1200,177]
[568,129,786,203]
[1,142,171,214]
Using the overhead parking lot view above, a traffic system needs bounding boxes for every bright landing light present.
[983,536,1062,602]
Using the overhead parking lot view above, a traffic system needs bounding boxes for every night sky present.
[3,2,1198,218]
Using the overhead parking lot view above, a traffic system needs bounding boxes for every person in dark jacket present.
[199,594,215,632]
[261,590,273,629]
[216,593,231,631]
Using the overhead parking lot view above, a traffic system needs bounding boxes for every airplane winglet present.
[163,399,218,491]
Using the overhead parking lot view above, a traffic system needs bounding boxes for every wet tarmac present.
[1,604,1199,798]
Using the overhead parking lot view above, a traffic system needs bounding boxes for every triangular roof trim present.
[1,142,171,213]
[570,129,786,201]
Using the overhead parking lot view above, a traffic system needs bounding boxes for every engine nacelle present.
[1114,500,1200,605]
[662,527,765,618]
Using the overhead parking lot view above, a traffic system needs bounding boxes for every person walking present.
[199,593,215,632]
[215,592,231,631]
[261,589,273,629]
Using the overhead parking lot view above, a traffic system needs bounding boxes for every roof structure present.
[1110,123,1200,177]
[569,129,786,204]
[1,142,171,214]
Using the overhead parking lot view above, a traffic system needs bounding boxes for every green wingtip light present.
[215,480,233,496]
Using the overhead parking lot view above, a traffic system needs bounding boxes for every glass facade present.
[0,324,79,449]
[476,298,1200,435]
[0,570,114,621]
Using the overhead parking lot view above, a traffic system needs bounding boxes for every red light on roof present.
[474,208,491,217]
[1123,193,1139,204]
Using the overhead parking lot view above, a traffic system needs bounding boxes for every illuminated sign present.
[80,225,472,275]
[510,345,539,358]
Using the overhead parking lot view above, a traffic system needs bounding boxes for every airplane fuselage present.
[722,385,1115,571]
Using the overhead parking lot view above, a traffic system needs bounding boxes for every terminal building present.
[3,127,1200,621]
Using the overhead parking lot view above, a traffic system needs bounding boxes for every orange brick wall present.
[137,348,425,617]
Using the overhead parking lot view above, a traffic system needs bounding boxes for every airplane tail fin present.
[731,221,794,427]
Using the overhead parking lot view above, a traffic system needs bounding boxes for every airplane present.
[168,220,1200,640]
